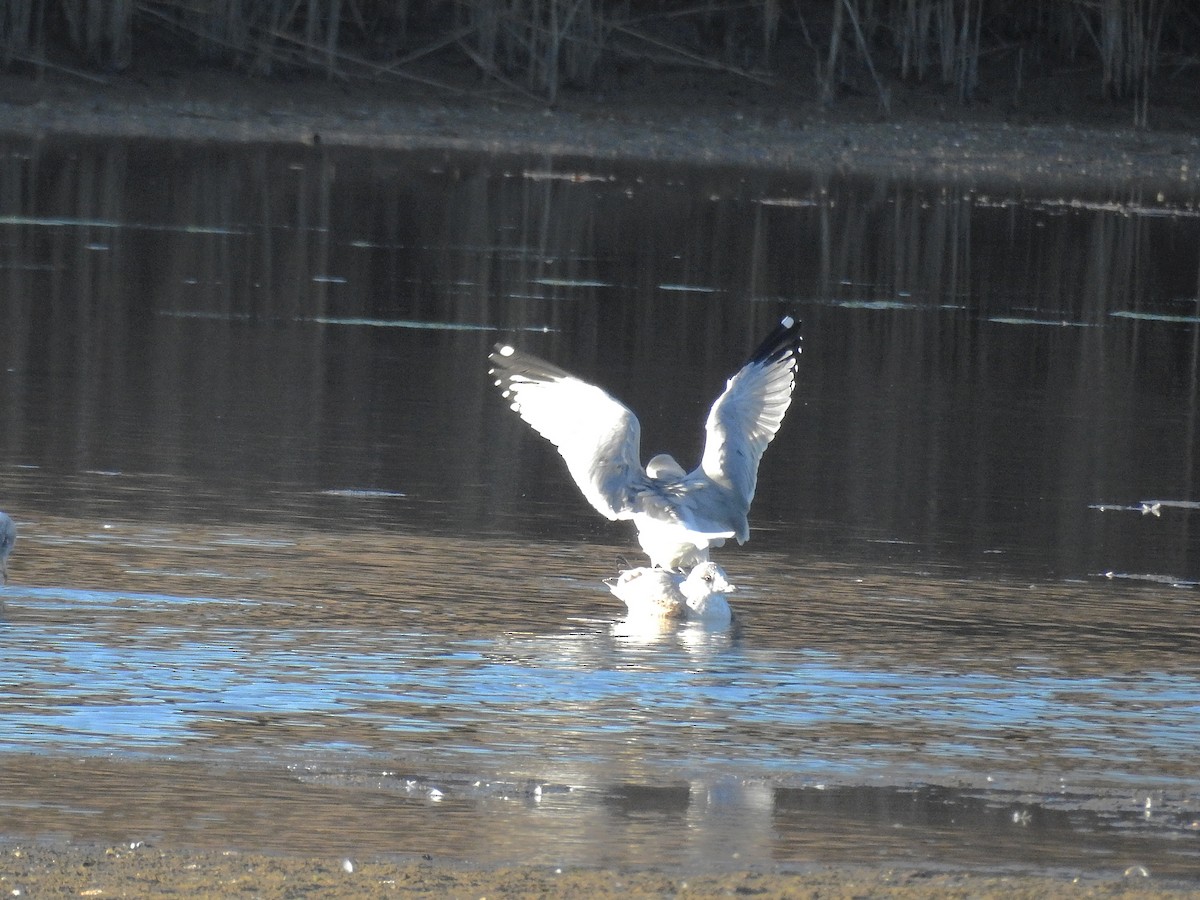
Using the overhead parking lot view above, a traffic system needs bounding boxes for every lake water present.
[0,136,1198,879]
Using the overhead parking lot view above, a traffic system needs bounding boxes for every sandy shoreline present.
[2,841,1195,899]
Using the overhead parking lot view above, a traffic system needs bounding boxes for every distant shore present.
[1,63,1198,191]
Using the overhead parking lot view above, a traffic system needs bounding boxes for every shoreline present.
[1,68,1198,190]
[2,841,1195,899]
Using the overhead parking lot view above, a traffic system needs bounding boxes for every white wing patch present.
[490,350,645,521]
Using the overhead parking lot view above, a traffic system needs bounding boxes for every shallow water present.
[0,137,1198,878]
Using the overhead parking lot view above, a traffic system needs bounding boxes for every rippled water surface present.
[0,137,1198,878]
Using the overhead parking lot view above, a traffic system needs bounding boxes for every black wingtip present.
[747,315,803,367]
[486,343,577,383]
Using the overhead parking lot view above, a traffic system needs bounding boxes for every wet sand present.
[2,841,1195,899]
[2,62,1200,897]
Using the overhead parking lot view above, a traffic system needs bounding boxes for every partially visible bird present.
[604,561,736,625]
[0,512,15,584]
[489,316,802,570]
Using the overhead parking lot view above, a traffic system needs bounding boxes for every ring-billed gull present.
[488,316,802,569]
[0,512,15,583]
[605,561,735,624]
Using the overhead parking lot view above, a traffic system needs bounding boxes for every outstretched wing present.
[489,345,648,520]
[699,316,802,506]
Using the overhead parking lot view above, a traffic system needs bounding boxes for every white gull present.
[488,316,802,570]
[605,561,736,624]
[0,512,15,583]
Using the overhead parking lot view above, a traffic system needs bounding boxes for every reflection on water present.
[0,137,1199,878]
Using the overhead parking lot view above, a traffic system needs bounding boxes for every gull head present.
[645,453,686,480]
[681,561,735,600]
[680,562,735,623]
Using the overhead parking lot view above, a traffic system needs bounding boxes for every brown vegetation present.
[1,2,1196,127]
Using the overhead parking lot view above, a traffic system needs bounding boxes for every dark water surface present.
[0,137,1198,878]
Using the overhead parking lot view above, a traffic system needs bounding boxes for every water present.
[0,136,1199,878]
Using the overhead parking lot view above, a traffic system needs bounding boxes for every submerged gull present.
[0,512,15,583]
[488,316,802,570]
[605,561,736,624]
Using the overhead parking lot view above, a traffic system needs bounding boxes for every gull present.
[0,512,15,583]
[605,561,736,624]
[488,316,802,569]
